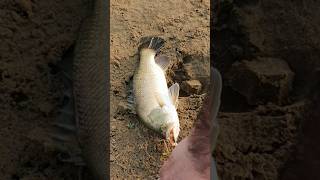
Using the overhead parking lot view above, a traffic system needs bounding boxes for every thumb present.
[210,68,222,151]
[188,67,222,155]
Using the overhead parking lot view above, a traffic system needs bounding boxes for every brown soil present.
[0,0,87,179]
[1,0,319,180]
[213,0,320,179]
[110,0,210,179]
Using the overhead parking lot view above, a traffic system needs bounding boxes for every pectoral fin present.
[168,83,179,108]
[148,108,162,123]
[147,107,169,126]
[155,55,170,71]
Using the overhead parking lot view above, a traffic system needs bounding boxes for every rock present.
[112,59,120,67]
[181,80,202,95]
[227,57,294,105]
[16,0,33,17]
[116,101,128,114]
[182,55,210,90]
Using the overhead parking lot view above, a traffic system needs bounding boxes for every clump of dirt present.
[0,0,87,179]
[213,0,320,179]
[110,0,210,178]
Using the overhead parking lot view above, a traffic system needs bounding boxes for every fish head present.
[169,123,180,146]
[163,108,180,146]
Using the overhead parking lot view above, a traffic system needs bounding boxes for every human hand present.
[159,68,222,180]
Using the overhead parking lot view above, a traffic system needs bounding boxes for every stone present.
[116,101,128,114]
[16,0,33,17]
[112,59,120,67]
[181,80,202,95]
[226,57,294,105]
[182,55,210,90]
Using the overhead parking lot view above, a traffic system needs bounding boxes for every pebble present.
[181,80,202,95]
[182,55,210,90]
[226,57,294,105]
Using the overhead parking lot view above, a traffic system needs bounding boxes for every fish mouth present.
[169,128,177,146]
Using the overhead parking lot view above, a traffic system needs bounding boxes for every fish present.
[133,37,180,146]
[49,0,109,179]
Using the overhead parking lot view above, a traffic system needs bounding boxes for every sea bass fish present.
[133,37,180,145]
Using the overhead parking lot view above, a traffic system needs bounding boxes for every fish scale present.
[72,0,109,179]
[133,38,181,145]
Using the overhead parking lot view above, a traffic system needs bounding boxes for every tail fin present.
[138,36,165,54]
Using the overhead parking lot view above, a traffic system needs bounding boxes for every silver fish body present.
[133,38,180,144]
[134,49,170,129]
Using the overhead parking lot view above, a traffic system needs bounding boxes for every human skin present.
[160,68,221,180]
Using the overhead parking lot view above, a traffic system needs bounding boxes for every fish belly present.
[133,64,169,130]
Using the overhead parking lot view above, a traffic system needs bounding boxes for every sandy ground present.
[0,0,87,179]
[1,0,320,179]
[213,0,320,179]
[110,0,210,179]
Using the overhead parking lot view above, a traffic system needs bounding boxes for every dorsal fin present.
[168,83,179,108]
[155,55,170,71]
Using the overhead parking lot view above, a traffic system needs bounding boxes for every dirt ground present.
[1,0,320,180]
[110,0,210,179]
[0,0,88,179]
[213,0,320,179]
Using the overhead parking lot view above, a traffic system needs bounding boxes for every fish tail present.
[139,36,165,54]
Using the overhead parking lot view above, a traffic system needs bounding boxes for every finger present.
[210,68,222,151]
[188,68,222,155]
[190,68,222,138]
